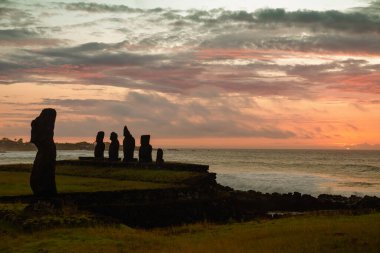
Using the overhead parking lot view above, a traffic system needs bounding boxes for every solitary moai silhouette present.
[30,108,57,197]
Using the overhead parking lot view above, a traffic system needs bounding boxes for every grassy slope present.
[0,171,173,196]
[0,213,379,253]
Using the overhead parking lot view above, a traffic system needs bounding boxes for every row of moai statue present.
[29,109,165,198]
[94,126,164,163]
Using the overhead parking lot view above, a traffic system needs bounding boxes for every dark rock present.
[139,135,152,163]
[355,195,380,209]
[123,126,135,162]
[56,159,209,172]
[30,108,57,198]
[156,148,164,164]
[108,132,119,161]
[94,131,105,159]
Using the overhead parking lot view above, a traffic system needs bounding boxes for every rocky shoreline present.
[1,165,380,228]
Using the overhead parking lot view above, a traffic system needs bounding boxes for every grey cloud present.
[201,30,380,54]
[351,0,380,16]
[0,61,20,71]
[27,41,166,66]
[0,7,36,27]
[254,9,380,33]
[0,28,38,40]
[302,34,380,54]
[41,92,296,139]
[60,2,380,33]
[88,53,164,66]
[185,9,256,24]
[31,41,123,55]
[286,59,373,80]
[61,2,143,13]
[181,8,380,33]
[219,10,255,22]
[0,28,64,48]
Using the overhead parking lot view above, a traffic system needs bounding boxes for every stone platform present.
[57,158,210,172]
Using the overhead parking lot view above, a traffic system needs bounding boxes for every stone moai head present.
[123,126,130,137]
[110,132,118,142]
[96,131,105,143]
[31,108,56,146]
[140,135,150,146]
[156,148,164,163]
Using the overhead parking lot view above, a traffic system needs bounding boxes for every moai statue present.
[94,131,105,159]
[109,132,120,161]
[156,148,164,164]
[123,126,135,162]
[30,108,57,197]
[139,135,152,163]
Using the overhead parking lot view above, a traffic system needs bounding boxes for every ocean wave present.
[338,181,377,187]
[343,164,380,172]
[216,172,334,196]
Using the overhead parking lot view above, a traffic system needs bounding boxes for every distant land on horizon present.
[0,137,94,151]
[1,137,380,151]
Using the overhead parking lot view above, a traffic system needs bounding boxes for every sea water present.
[1,149,379,197]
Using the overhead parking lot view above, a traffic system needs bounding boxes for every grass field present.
[0,164,202,183]
[0,212,379,253]
[0,171,173,196]
[0,164,206,196]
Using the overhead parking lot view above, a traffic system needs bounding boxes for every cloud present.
[200,28,380,54]
[2,38,377,98]
[0,28,38,40]
[179,8,380,33]
[0,28,64,47]
[254,8,380,33]
[0,7,36,27]
[351,0,380,16]
[39,91,296,139]
[348,143,380,150]
[61,2,143,13]
[283,59,380,96]
[1,2,379,146]
[23,40,167,65]
[59,2,380,33]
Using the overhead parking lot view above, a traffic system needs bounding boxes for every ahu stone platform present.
[59,158,210,172]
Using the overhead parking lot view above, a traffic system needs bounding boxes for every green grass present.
[0,171,173,196]
[0,163,207,196]
[0,164,203,184]
[0,212,379,253]
[0,203,110,232]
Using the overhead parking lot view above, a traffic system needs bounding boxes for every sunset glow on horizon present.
[1,0,380,149]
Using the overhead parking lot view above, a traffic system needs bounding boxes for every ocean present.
[1,149,380,197]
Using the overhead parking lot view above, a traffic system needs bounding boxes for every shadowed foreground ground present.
[0,163,379,252]
[0,212,379,253]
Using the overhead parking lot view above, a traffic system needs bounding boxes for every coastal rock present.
[156,148,164,164]
[123,126,135,162]
[109,132,120,161]
[30,108,57,197]
[94,131,105,159]
[139,135,152,163]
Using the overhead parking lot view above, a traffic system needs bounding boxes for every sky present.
[0,0,380,149]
